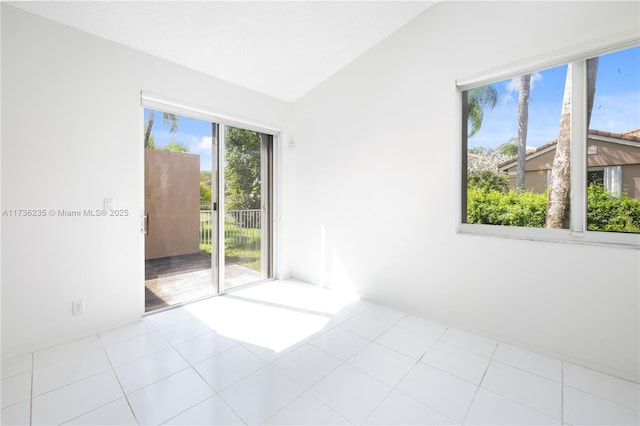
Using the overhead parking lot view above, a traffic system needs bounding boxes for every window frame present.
[456,35,640,249]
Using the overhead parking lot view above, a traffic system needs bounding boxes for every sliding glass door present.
[143,103,274,311]
[223,126,273,289]
[143,109,219,312]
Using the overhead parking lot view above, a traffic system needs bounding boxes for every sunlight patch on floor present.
[185,281,358,353]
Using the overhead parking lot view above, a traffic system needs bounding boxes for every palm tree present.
[467,85,498,137]
[497,138,518,157]
[546,59,599,228]
[516,75,531,190]
[144,111,179,148]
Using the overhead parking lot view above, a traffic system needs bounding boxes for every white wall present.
[1,5,293,356]
[291,1,640,380]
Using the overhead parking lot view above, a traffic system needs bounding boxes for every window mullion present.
[570,60,587,234]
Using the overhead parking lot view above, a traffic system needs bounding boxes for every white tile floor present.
[2,280,639,425]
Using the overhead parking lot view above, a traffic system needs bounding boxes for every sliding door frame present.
[140,92,279,309]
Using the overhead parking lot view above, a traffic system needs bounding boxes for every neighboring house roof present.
[497,128,640,171]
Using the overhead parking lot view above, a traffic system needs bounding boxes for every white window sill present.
[458,223,640,250]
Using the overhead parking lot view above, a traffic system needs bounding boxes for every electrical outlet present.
[72,300,84,315]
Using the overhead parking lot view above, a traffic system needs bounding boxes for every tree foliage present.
[144,111,179,148]
[146,136,189,153]
[200,171,212,207]
[225,127,261,210]
[468,171,509,193]
[467,147,509,176]
[497,139,518,157]
[467,85,498,137]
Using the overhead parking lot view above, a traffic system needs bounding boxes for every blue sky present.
[468,46,640,150]
[144,109,213,171]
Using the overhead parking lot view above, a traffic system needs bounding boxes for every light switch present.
[104,198,113,210]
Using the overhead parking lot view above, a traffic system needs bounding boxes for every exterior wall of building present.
[504,139,640,198]
[144,149,201,260]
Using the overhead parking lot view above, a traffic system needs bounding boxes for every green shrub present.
[467,188,547,227]
[467,171,509,192]
[467,183,640,234]
[587,184,640,233]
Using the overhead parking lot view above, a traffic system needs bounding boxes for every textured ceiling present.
[10,1,436,102]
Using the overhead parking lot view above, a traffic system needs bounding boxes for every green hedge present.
[586,184,640,233]
[467,183,640,233]
[467,188,547,227]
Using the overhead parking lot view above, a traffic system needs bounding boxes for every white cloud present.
[530,72,543,90]
[500,72,543,105]
[191,135,212,153]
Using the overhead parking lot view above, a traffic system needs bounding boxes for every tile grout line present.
[359,353,422,426]
[460,340,499,425]
[362,326,461,425]
[97,332,141,425]
[41,334,130,425]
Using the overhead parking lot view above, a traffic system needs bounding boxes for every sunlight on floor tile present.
[184,281,358,353]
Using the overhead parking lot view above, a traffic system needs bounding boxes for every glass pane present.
[586,46,640,233]
[144,109,217,311]
[464,63,570,228]
[224,126,267,289]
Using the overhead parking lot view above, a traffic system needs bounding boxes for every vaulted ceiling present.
[10,1,437,102]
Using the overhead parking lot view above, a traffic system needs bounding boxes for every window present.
[460,44,640,246]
